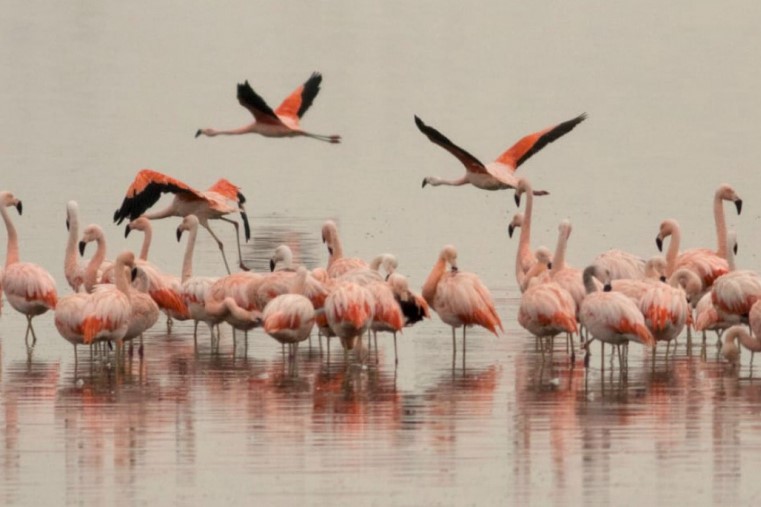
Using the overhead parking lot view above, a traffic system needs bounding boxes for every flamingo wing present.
[236,80,283,125]
[207,178,251,241]
[414,116,488,175]
[275,72,322,121]
[113,169,205,224]
[496,113,587,170]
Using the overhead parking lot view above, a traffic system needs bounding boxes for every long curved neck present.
[519,191,534,261]
[425,176,469,187]
[138,224,153,261]
[714,192,728,258]
[422,257,447,307]
[327,235,344,267]
[181,225,198,283]
[665,227,681,276]
[551,230,569,274]
[521,263,546,292]
[114,259,131,299]
[65,211,79,276]
[84,236,107,292]
[142,203,176,221]
[1,205,20,267]
[736,328,761,351]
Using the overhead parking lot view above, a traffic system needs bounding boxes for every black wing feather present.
[297,72,323,118]
[113,181,190,225]
[515,113,587,169]
[237,80,278,120]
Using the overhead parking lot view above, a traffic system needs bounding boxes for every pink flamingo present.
[78,224,113,292]
[321,220,369,278]
[549,220,586,311]
[262,267,317,364]
[638,282,690,356]
[113,169,251,273]
[591,249,646,281]
[608,257,668,303]
[519,246,553,292]
[422,245,503,366]
[656,219,728,293]
[195,72,340,143]
[721,303,761,366]
[0,191,58,346]
[53,292,89,360]
[579,265,655,370]
[710,231,761,319]
[325,281,375,358]
[510,178,539,290]
[415,113,586,191]
[270,244,295,272]
[176,215,220,345]
[204,271,264,348]
[64,200,87,293]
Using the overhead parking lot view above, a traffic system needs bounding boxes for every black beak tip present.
[514,194,521,207]
[269,259,275,272]
[131,267,138,282]
[508,225,515,238]
[603,283,612,292]
[195,129,202,138]
[735,199,743,215]
[15,202,22,215]
[547,262,553,270]
[176,228,183,242]
[421,179,427,189]
[734,243,738,255]
[660,275,667,283]
[327,246,333,256]
[65,219,70,232]
[78,241,86,256]
[124,225,131,238]
[656,237,663,252]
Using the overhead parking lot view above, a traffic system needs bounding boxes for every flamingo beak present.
[269,259,275,272]
[656,237,663,252]
[195,129,202,138]
[327,246,333,256]
[548,262,553,270]
[603,283,612,292]
[176,227,184,242]
[660,275,667,283]
[66,218,70,231]
[508,225,515,238]
[735,199,743,215]
[451,265,459,273]
[514,193,521,207]
[734,242,738,255]
[131,267,139,282]
[125,224,132,238]
[421,179,428,188]
[78,241,86,256]
[15,201,22,215]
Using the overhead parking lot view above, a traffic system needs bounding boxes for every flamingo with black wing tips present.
[415,113,586,192]
[113,169,251,274]
[195,72,341,143]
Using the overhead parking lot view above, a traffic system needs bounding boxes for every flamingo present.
[321,220,369,278]
[262,267,317,364]
[125,216,189,330]
[64,200,87,292]
[0,191,58,346]
[608,257,668,303]
[579,265,655,370]
[53,292,89,361]
[721,304,761,366]
[325,281,375,357]
[638,282,690,355]
[519,246,553,292]
[656,219,728,293]
[422,245,503,366]
[113,169,251,274]
[591,249,646,281]
[549,220,585,311]
[414,113,586,191]
[270,244,295,272]
[510,178,539,290]
[204,271,265,346]
[195,72,341,143]
[176,214,220,345]
[710,231,761,318]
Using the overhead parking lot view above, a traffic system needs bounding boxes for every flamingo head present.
[717,184,742,215]
[0,192,22,215]
[440,244,458,271]
[507,213,523,238]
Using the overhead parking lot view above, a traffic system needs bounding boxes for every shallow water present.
[3,1,761,505]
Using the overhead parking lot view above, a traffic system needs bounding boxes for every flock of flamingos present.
[1,71,760,373]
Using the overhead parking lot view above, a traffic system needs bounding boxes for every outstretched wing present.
[207,179,251,242]
[113,169,204,224]
[414,116,488,175]
[237,81,283,125]
[496,113,587,170]
[275,72,322,121]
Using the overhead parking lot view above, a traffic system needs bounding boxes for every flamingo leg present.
[219,217,249,272]
[393,332,398,366]
[462,326,467,371]
[600,342,605,372]
[451,327,456,369]
[202,222,232,274]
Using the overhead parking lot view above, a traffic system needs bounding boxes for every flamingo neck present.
[665,227,681,277]
[518,191,534,262]
[327,237,344,268]
[65,209,79,276]
[424,176,469,187]
[551,230,569,275]
[181,224,198,283]
[138,223,153,261]
[714,191,728,258]
[1,205,19,267]
[422,258,447,307]
[142,204,175,221]
[84,236,107,291]
[520,262,547,292]
[114,258,131,300]
[291,268,308,294]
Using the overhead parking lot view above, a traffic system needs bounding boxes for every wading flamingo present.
[656,219,728,293]
[579,265,655,370]
[510,178,539,290]
[262,267,317,364]
[721,303,761,366]
[0,191,58,346]
[710,231,761,319]
[415,113,586,191]
[638,282,689,356]
[321,220,369,278]
[422,245,503,367]
[195,72,341,143]
[113,169,251,274]
[325,281,375,358]
[549,220,585,310]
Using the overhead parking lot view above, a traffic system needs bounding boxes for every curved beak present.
[15,201,22,215]
[656,237,663,252]
[450,265,459,273]
[327,246,333,256]
[78,241,86,256]
[734,242,738,255]
[603,283,612,292]
[735,199,743,215]
[514,193,521,207]
[124,224,132,238]
[176,227,183,242]
[131,267,138,282]
[195,129,202,138]
[421,179,428,188]
[65,218,70,231]
[508,224,515,238]
[269,259,275,272]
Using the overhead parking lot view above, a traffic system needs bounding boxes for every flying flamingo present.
[113,168,251,274]
[64,201,87,293]
[721,303,761,366]
[414,113,586,191]
[579,265,655,370]
[176,214,221,345]
[195,72,341,143]
[422,245,503,367]
[0,191,58,346]
[321,220,369,278]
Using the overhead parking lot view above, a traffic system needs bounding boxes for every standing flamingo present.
[64,201,87,292]
[638,283,690,356]
[422,245,503,366]
[321,220,369,278]
[721,303,761,366]
[710,231,761,319]
[262,267,317,364]
[656,219,728,292]
[510,178,540,290]
[414,113,586,191]
[0,191,58,346]
[549,220,586,311]
[579,265,655,370]
[195,72,341,143]
[325,281,375,358]
[113,169,251,273]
